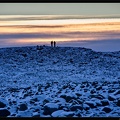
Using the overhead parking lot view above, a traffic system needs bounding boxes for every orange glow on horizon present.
[0,17,120,47]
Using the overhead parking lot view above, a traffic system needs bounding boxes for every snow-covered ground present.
[0,45,120,117]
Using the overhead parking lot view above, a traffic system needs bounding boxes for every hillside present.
[0,46,120,117]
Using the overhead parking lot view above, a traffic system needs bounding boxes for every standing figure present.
[51,41,53,47]
[54,41,56,47]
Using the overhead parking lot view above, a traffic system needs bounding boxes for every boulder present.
[85,101,96,108]
[43,103,59,115]
[0,98,8,108]
[96,86,102,90]
[75,109,82,117]
[59,111,74,117]
[70,105,83,111]
[0,101,6,108]
[51,110,65,117]
[101,99,109,106]
[116,99,120,106]
[19,103,28,111]
[102,107,112,113]
[108,95,116,101]
[90,94,105,100]
[0,109,10,117]
[114,90,120,95]
[83,104,90,110]
[60,93,77,102]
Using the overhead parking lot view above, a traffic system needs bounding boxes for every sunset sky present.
[0,3,120,51]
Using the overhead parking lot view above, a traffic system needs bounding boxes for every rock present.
[90,94,105,100]
[68,99,79,104]
[0,101,6,108]
[53,98,66,103]
[92,81,98,86]
[51,110,65,117]
[77,99,83,104]
[85,101,96,108]
[91,98,102,106]
[108,89,115,93]
[59,111,74,117]
[102,107,112,113]
[17,110,32,117]
[60,93,77,102]
[101,99,109,106]
[0,109,10,117]
[96,86,102,90]
[32,112,40,117]
[75,109,82,117]
[108,95,116,101]
[75,93,82,97]
[43,97,52,104]
[70,105,83,111]
[43,103,59,115]
[114,90,120,95]
[80,85,85,88]
[0,98,8,108]
[90,89,96,94]
[19,103,28,111]
[116,99,120,106]
[83,104,90,110]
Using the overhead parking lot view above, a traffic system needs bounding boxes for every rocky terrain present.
[0,46,120,117]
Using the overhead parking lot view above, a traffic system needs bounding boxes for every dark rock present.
[84,89,88,92]
[43,103,59,115]
[51,110,64,117]
[75,109,82,117]
[77,99,83,104]
[70,105,83,111]
[114,90,120,95]
[116,99,120,106]
[60,111,74,117]
[85,101,96,108]
[96,86,102,90]
[108,95,116,101]
[92,81,98,86]
[0,109,10,117]
[91,98,102,106]
[62,85,68,89]
[43,97,51,104]
[81,85,85,88]
[108,89,115,93]
[83,104,90,110]
[60,94,77,102]
[90,89,96,94]
[102,107,112,113]
[19,103,28,111]
[76,93,82,96]
[0,101,6,108]
[90,94,105,100]
[33,112,40,117]
[68,99,79,104]
[101,99,109,106]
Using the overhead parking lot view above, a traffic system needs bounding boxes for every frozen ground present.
[0,45,120,117]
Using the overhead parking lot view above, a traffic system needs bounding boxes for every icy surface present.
[0,45,120,117]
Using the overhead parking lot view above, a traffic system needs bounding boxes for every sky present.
[0,3,120,52]
[0,3,120,16]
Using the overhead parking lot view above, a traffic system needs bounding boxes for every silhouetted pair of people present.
[51,41,56,47]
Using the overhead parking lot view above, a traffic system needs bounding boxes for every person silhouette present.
[51,41,53,47]
[54,41,56,47]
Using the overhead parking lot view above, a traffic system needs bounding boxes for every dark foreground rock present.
[0,109,10,117]
[19,103,28,111]
[0,101,6,108]
[43,103,59,115]
[102,107,112,113]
